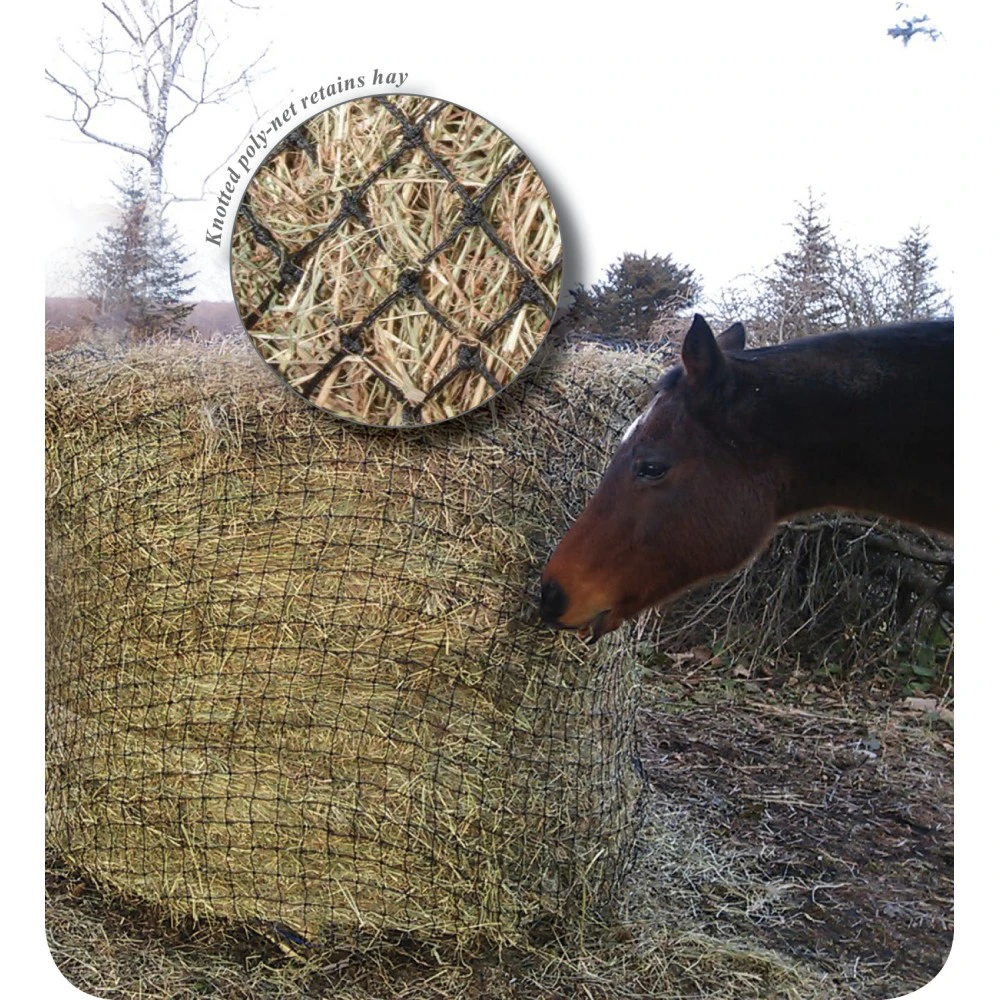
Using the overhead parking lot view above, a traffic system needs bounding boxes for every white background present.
[44,1,956,304]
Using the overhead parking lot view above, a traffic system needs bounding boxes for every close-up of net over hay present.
[230,95,562,426]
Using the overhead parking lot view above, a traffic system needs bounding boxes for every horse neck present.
[730,332,953,531]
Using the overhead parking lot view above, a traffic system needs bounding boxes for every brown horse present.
[540,314,954,642]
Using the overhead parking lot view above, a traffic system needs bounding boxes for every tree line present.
[559,192,950,346]
[77,181,949,345]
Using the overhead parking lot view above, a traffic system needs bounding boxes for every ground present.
[636,663,953,995]
[45,654,953,1000]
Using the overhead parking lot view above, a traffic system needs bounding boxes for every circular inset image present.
[231,95,562,427]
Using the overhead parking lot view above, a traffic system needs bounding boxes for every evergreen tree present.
[81,165,195,338]
[565,252,700,340]
[714,215,951,346]
[889,224,950,321]
[761,191,842,340]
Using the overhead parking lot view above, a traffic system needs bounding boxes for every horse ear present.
[717,321,746,353]
[681,314,726,384]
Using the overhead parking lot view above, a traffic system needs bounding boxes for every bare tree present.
[47,1,266,218]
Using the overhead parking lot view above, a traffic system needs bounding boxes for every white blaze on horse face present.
[621,398,657,443]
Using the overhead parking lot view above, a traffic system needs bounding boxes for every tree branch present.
[47,0,267,211]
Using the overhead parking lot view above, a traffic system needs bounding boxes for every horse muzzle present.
[539,578,569,623]
[539,578,621,643]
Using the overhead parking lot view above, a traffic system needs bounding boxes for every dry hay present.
[47,796,835,999]
[45,334,660,955]
[44,335,883,998]
[231,95,561,426]
[649,512,954,686]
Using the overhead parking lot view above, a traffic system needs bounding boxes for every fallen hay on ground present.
[47,794,837,1000]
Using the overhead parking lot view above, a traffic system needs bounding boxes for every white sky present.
[44,0,956,305]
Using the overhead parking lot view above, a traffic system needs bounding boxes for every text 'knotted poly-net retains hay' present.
[45,335,663,953]
[231,95,562,427]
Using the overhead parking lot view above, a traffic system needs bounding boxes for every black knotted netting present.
[231,95,561,427]
[45,333,660,954]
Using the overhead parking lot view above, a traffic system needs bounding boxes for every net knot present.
[401,402,424,424]
[279,260,305,285]
[341,188,364,218]
[279,127,317,164]
[456,343,482,369]
[397,269,423,295]
[462,201,485,227]
[518,279,546,307]
[339,331,364,355]
[399,122,424,147]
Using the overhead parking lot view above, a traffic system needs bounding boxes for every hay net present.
[45,334,661,954]
[231,95,561,426]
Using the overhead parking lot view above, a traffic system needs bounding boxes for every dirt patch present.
[637,665,953,997]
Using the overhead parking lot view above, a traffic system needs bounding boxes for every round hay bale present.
[45,335,663,952]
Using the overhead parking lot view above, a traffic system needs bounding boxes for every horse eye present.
[635,460,670,482]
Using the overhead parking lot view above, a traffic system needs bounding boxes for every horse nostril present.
[539,579,568,623]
